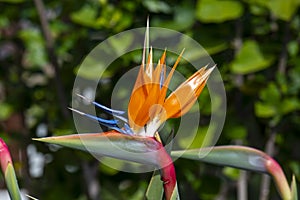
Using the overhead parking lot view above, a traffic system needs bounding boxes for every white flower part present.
[145,47,153,81]
[133,116,162,137]
[145,116,162,137]
[135,127,146,137]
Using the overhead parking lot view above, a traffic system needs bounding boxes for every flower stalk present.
[264,156,291,200]
[157,149,177,200]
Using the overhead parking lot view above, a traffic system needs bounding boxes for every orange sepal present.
[163,66,214,119]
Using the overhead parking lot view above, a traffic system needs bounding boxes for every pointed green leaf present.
[291,175,298,200]
[146,170,164,200]
[34,132,163,166]
[5,163,21,200]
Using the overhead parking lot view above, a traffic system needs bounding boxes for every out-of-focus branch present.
[259,129,276,200]
[260,20,291,200]
[33,0,70,119]
[278,22,290,74]
[234,18,248,200]
[233,18,244,87]
[82,161,100,200]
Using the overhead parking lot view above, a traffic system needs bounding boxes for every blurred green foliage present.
[0,0,300,199]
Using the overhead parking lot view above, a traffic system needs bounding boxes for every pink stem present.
[157,146,177,200]
[265,156,291,200]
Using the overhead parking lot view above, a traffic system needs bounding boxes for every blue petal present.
[159,67,165,89]
[69,107,132,134]
[76,94,125,115]
[69,107,118,125]
[92,101,125,116]
[84,113,119,125]
[123,123,134,135]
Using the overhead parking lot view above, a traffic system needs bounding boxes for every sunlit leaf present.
[223,167,240,180]
[70,5,99,28]
[245,0,299,21]
[280,98,300,115]
[266,0,300,21]
[196,0,244,23]
[230,40,273,74]
[259,83,280,103]
[255,101,276,118]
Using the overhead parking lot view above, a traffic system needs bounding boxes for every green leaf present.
[288,41,299,57]
[196,0,244,23]
[70,5,99,28]
[255,101,277,118]
[223,167,240,180]
[245,0,300,21]
[146,170,164,200]
[172,146,269,173]
[266,0,300,21]
[34,133,163,166]
[255,82,300,118]
[259,83,280,103]
[18,29,48,68]
[280,98,300,115]
[143,0,172,13]
[5,163,21,200]
[0,102,13,120]
[291,175,298,200]
[152,4,195,31]
[230,40,273,74]
[224,125,247,140]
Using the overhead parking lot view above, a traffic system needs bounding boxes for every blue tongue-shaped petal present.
[159,67,165,89]
[69,107,118,125]
[69,107,133,135]
[76,94,125,116]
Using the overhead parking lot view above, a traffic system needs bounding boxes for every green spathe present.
[5,163,21,200]
[34,132,164,167]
